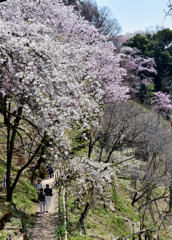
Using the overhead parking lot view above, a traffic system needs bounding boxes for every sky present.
[96,0,172,34]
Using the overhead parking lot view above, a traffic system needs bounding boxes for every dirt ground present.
[27,177,58,240]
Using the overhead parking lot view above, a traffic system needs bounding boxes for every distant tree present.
[145,25,165,34]
[87,101,164,163]
[152,91,172,118]
[165,0,172,17]
[86,99,172,229]
[120,47,156,104]
[110,34,126,53]
[81,0,121,37]
[123,29,172,93]
[97,6,121,37]
[80,0,99,23]
[124,30,146,40]
[131,123,172,229]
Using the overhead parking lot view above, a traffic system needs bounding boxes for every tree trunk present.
[8,142,43,201]
[6,103,11,201]
[169,176,172,211]
[6,107,22,202]
[98,146,104,162]
[79,202,90,234]
[3,96,7,125]
[7,137,43,202]
[31,137,50,183]
[88,132,100,159]
[138,234,142,240]
[88,140,93,159]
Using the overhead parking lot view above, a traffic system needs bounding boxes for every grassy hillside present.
[0,148,171,240]
[54,180,172,240]
[0,118,172,240]
[0,151,37,239]
[0,144,141,240]
[62,191,140,239]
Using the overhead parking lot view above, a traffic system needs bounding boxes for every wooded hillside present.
[0,0,172,239]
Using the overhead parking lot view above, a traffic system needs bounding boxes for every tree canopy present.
[81,0,121,37]
[0,0,129,201]
[124,29,172,93]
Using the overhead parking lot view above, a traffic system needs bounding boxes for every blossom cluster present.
[0,0,129,200]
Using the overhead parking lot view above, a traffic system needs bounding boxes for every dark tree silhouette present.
[81,0,121,37]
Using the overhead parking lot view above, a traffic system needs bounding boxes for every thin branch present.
[123,229,151,240]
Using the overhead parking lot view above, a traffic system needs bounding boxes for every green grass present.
[0,115,171,239]
[0,233,8,239]
[54,189,141,240]
[0,155,37,238]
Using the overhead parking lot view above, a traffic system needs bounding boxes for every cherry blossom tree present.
[63,156,113,229]
[0,0,128,201]
[152,91,172,118]
[121,47,157,104]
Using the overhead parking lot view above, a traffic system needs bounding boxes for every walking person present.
[38,188,45,217]
[50,163,54,178]
[47,164,54,178]
[35,179,43,193]
[44,184,53,212]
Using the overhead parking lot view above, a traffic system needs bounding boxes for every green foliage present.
[138,81,155,105]
[55,225,67,237]
[0,233,8,238]
[124,29,172,93]
[68,127,89,156]
[124,34,149,54]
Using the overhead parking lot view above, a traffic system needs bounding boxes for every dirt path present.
[27,177,58,240]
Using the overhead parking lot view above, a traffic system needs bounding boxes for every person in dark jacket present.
[44,184,53,212]
[38,188,45,216]
[47,164,54,178]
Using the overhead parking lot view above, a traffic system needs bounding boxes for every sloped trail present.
[27,177,58,240]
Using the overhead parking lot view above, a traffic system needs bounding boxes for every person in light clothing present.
[35,179,43,193]
[44,184,53,212]
[38,188,45,217]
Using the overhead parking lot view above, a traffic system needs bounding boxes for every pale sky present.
[96,0,172,34]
